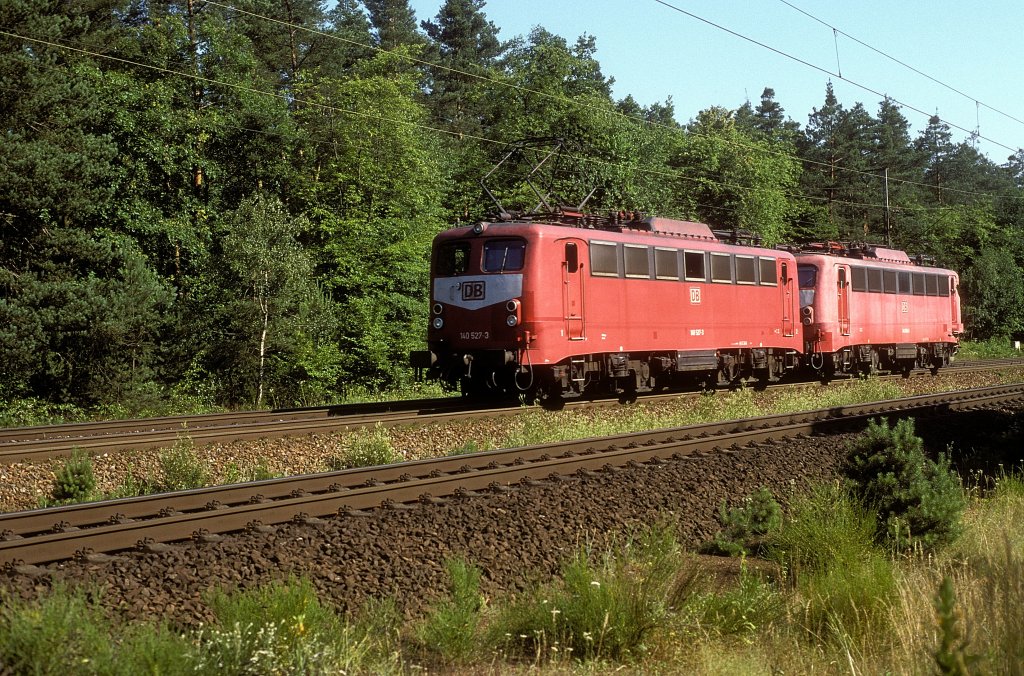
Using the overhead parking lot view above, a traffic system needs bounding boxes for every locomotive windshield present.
[798,264,817,307]
[482,239,526,272]
[436,242,470,276]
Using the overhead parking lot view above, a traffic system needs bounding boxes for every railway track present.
[2,358,1022,464]
[4,382,1022,568]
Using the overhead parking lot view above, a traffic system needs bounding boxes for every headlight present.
[506,315,518,327]
[432,317,444,330]
[432,303,443,315]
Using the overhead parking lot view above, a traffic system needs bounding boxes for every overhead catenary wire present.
[650,0,1021,156]
[777,0,1024,130]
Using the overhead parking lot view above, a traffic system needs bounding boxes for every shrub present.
[417,559,485,664]
[767,482,897,643]
[0,586,113,673]
[200,577,377,674]
[158,436,210,491]
[50,450,97,504]
[843,418,965,551]
[704,486,782,556]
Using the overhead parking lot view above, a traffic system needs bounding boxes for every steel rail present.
[3,382,1022,567]
[1,359,1021,463]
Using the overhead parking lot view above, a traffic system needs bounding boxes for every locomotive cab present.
[410,223,533,397]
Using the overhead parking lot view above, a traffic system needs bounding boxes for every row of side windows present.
[849,266,951,297]
[590,241,778,286]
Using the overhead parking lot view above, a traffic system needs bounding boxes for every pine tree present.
[364,0,424,50]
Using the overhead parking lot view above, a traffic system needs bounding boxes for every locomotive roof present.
[785,241,949,269]
[458,212,768,246]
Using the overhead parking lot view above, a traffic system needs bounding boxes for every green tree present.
[960,245,1024,339]
[294,52,445,388]
[843,418,965,551]
[670,107,801,244]
[364,0,424,51]
[211,195,323,407]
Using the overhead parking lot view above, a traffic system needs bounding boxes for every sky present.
[408,0,1024,163]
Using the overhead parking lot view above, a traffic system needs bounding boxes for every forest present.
[2,0,1023,415]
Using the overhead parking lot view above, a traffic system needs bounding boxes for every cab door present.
[781,261,795,337]
[562,240,585,340]
[837,266,851,335]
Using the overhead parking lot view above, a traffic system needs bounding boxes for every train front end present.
[410,221,535,397]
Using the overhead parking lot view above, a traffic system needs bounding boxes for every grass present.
[475,377,905,455]
[956,337,1024,360]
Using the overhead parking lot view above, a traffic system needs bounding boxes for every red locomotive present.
[411,212,804,402]
[410,212,963,402]
[793,243,962,379]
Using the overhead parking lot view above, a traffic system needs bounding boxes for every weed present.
[490,526,681,662]
[328,424,402,469]
[200,577,381,674]
[416,559,485,664]
[158,436,210,491]
[767,482,897,645]
[683,564,784,636]
[933,576,979,675]
[104,472,156,500]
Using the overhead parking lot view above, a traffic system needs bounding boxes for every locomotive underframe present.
[426,346,801,401]
[811,341,957,380]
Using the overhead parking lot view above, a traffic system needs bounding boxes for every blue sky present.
[408,0,1024,163]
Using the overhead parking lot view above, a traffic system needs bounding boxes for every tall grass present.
[956,337,1024,360]
[766,482,898,646]
[0,579,400,675]
[489,526,683,663]
[416,559,485,664]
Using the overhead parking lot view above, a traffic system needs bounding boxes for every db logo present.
[901,301,909,313]
[461,281,486,301]
[689,287,701,304]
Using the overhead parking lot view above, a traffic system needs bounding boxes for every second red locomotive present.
[793,242,962,379]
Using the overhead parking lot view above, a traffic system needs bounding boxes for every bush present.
[200,577,378,674]
[489,527,681,662]
[50,450,97,504]
[767,482,897,644]
[704,486,782,556]
[843,418,965,551]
